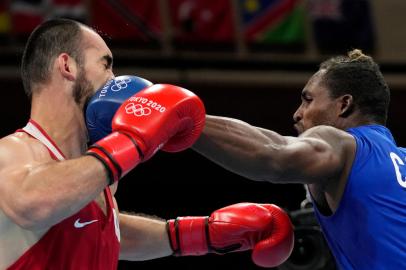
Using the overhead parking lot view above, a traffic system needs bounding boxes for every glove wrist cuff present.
[87,131,141,184]
[167,217,209,256]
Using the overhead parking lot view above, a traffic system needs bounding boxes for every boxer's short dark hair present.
[320,49,390,125]
[21,18,85,97]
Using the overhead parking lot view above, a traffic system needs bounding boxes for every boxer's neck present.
[30,86,88,159]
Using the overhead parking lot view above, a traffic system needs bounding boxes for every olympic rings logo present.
[125,103,151,117]
[111,78,131,92]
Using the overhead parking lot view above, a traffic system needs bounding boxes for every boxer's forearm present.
[192,115,291,182]
[119,213,173,261]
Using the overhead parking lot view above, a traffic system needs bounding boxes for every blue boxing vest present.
[313,125,406,269]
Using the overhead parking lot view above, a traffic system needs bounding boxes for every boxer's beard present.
[72,68,93,106]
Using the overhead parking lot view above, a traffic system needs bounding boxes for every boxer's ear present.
[338,94,354,118]
[56,53,76,81]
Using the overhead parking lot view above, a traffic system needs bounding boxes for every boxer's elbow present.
[258,139,338,184]
[3,193,54,230]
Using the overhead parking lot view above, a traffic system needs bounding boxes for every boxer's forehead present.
[80,26,113,62]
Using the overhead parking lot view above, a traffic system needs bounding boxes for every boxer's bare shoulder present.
[0,132,55,169]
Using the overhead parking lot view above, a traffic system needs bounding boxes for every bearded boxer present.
[0,18,293,269]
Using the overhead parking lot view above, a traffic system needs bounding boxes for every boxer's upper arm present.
[0,133,109,230]
[267,125,355,184]
[0,134,55,224]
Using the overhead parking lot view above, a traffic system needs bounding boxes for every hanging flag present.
[241,0,305,48]
[10,0,44,36]
[50,0,87,22]
[169,0,235,45]
[308,0,376,53]
[90,0,161,43]
[0,1,11,34]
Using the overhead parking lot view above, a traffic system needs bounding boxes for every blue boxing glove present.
[85,75,153,143]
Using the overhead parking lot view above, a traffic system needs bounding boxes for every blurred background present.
[1,0,406,269]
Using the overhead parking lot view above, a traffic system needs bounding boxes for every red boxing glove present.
[87,84,205,184]
[167,203,294,268]
[112,84,205,158]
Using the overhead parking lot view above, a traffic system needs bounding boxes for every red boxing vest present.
[7,119,120,270]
